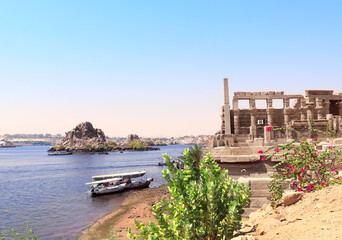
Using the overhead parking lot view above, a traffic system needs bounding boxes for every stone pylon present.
[224,78,231,135]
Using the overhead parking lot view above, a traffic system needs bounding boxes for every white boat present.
[86,177,126,196]
[87,171,154,196]
[124,177,153,190]
[48,151,72,156]
[92,170,146,181]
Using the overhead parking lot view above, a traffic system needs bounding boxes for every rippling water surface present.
[0,145,189,239]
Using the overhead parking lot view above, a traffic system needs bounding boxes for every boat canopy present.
[92,170,146,181]
[86,177,123,185]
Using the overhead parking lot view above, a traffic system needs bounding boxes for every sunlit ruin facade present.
[205,78,342,215]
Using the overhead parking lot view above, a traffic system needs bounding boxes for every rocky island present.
[0,139,15,148]
[48,122,159,153]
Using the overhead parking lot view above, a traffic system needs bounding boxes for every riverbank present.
[79,186,169,240]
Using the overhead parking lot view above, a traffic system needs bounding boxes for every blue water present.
[0,145,189,239]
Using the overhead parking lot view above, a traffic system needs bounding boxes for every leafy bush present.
[0,218,39,240]
[127,149,251,239]
[129,141,148,150]
[262,125,342,207]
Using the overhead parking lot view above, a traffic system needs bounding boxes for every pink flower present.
[286,173,290,177]
[261,156,266,161]
[328,146,332,150]
[337,176,341,180]
[299,178,303,181]
[274,148,280,152]
[266,126,273,132]
[300,169,306,173]
[313,138,318,141]
[292,181,297,186]
[331,167,338,171]
[322,163,326,166]
[258,150,263,154]
[321,182,326,186]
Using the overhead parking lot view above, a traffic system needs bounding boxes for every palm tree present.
[178,144,204,168]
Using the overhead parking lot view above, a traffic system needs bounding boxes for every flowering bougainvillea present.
[261,123,342,208]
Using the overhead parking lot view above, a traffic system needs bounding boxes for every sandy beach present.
[79,186,169,240]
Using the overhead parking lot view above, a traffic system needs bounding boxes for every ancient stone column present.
[284,108,290,139]
[316,98,324,120]
[267,109,273,126]
[284,98,290,109]
[233,97,239,110]
[307,108,313,122]
[223,78,231,135]
[250,109,257,138]
[300,109,306,121]
[317,108,324,120]
[266,99,273,126]
[234,110,240,135]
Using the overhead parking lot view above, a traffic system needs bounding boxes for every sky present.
[0,1,341,137]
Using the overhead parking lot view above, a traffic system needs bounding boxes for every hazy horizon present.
[1,1,341,137]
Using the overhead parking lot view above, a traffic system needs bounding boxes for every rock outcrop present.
[123,134,140,146]
[48,123,160,153]
[0,139,15,148]
[232,184,342,240]
[48,122,107,153]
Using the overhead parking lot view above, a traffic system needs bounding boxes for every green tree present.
[127,149,251,240]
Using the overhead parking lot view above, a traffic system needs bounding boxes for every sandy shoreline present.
[79,186,169,240]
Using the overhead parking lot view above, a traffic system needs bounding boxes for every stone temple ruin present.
[205,78,342,215]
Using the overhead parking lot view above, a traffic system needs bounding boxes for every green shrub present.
[262,124,342,208]
[129,141,148,150]
[0,218,39,240]
[127,149,251,239]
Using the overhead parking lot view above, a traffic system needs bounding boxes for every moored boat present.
[124,177,153,190]
[87,170,154,196]
[92,170,146,181]
[48,151,72,156]
[86,177,126,196]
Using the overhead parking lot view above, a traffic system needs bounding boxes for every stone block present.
[251,189,270,197]
[282,192,304,207]
[220,155,259,163]
[232,147,252,155]
[250,178,271,189]
[250,197,269,208]
[242,207,259,217]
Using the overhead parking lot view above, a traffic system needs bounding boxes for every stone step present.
[249,197,269,208]
[242,207,259,217]
[250,178,271,189]
[251,189,270,197]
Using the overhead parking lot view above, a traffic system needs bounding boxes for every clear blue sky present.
[0,1,341,137]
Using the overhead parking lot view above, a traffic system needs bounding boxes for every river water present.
[0,145,189,239]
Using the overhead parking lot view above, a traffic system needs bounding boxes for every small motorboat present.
[87,171,154,196]
[86,177,126,196]
[124,177,153,190]
[48,151,72,156]
[92,170,146,181]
